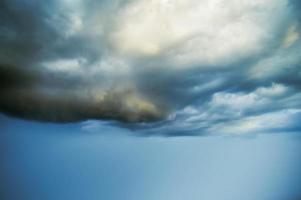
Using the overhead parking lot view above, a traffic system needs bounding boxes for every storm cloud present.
[0,0,301,135]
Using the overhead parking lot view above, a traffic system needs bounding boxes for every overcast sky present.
[1,1,301,200]
[0,0,300,136]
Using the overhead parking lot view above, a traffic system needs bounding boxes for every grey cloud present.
[126,85,301,136]
[0,80,166,123]
[1,0,301,136]
[0,0,167,123]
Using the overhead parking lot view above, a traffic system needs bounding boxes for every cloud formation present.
[0,0,300,135]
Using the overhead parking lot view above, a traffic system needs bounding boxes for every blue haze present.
[1,115,301,200]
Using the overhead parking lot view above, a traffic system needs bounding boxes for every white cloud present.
[42,58,86,72]
[208,109,301,135]
[255,83,289,97]
[210,92,263,112]
[209,83,289,115]
[111,0,290,68]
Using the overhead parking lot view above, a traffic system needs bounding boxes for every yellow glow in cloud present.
[111,0,289,66]
[91,86,165,122]
[283,24,299,48]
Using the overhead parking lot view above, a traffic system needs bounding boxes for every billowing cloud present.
[0,0,300,135]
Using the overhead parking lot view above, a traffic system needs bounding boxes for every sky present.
[0,0,301,135]
[1,114,301,200]
[1,0,301,199]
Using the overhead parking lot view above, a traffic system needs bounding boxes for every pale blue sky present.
[1,115,301,200]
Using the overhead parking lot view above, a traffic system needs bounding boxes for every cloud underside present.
[0,0,301,135]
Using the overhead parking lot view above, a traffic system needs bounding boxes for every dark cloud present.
[1,0,301,135]
[0,0,166,123]
[0,64,39,89]
[0,85,166,123]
